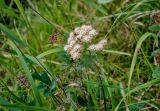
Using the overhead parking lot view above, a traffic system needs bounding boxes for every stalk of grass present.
[8,40,43,107]
[94,60,109,110]
[96,10,157,20]
[115,78,160,111]
[119,99,159,110]
[98,75,107,111]
[36,48,63,59]
[119,82,130,111]
[0,23,25,47]
[103,79,116,111]
[127,32,157,92]
[28,5,66,32]
[94,60,117,110]
[14,0,40,50]
[103,50,132,56]
[104,0,153,39]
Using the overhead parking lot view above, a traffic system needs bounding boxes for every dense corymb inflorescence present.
[64,25,107,60]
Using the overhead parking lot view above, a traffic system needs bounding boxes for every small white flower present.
[81,25,87,29]
[87,45,96,51]
[99,39,107,45]
[74,27,81,34]
[67,35,77,45]
[68,40,76,46]
[64,45,72,52]
[67,37,73,44]
[69,44,83,56]
[70,49,75,55]
[69,32,75,38]
[79,30,87,36]
[82,35,92,43]
[71,52,81,60]
[76,35,83,40]
[88,39,107,51]
[89,29,98,37]
[82,25,93,32]
[73,44,82,51]
[95,44,104,50]
[85,25,93,31]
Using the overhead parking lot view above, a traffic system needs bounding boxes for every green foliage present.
[0,23,25,47]
[98,0,113,4]
[152,68,160,78]
[0,0,160,110]
[149,25,160,32]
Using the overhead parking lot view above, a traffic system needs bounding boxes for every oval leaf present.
[149,25,160,32]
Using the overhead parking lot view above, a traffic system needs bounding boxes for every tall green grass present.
[0,0,160,110]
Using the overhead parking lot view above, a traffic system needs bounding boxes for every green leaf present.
[68,107,74,111]
[0,23,25,47]
[37,83,46,91]
[49,80,56,91]
[33,72,52,85]
[2,8,19,18]
[14,0,28,26]
[77,96,87,106]
[87,95,95,111]
[152,68,160,78]
[0,103,53,111]
[0,96,9,104]
[129,103,145,111]
[84,0,107,15]
[0,0,4,7]
[9,107,22,111]
[36,48,63,59]
[24,54,56,80]
[151,49,160,57]
[43,88,51,97]
[149,25,160,32]
[32,72,43,82]
[98,0,113,4]
[41,72,51,85]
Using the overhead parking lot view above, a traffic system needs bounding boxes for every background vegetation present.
[0,0,160,110]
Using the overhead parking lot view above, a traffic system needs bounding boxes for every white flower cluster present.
[87,39,107,51]
[64,25,107,60]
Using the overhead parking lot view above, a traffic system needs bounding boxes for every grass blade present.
[0,103,53,111]
[8,40,43,107]
[115,79,160,111]
[0,23,25,47]
[103,50,132,56]
[36,48,63,59]
[128,32,157,91]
